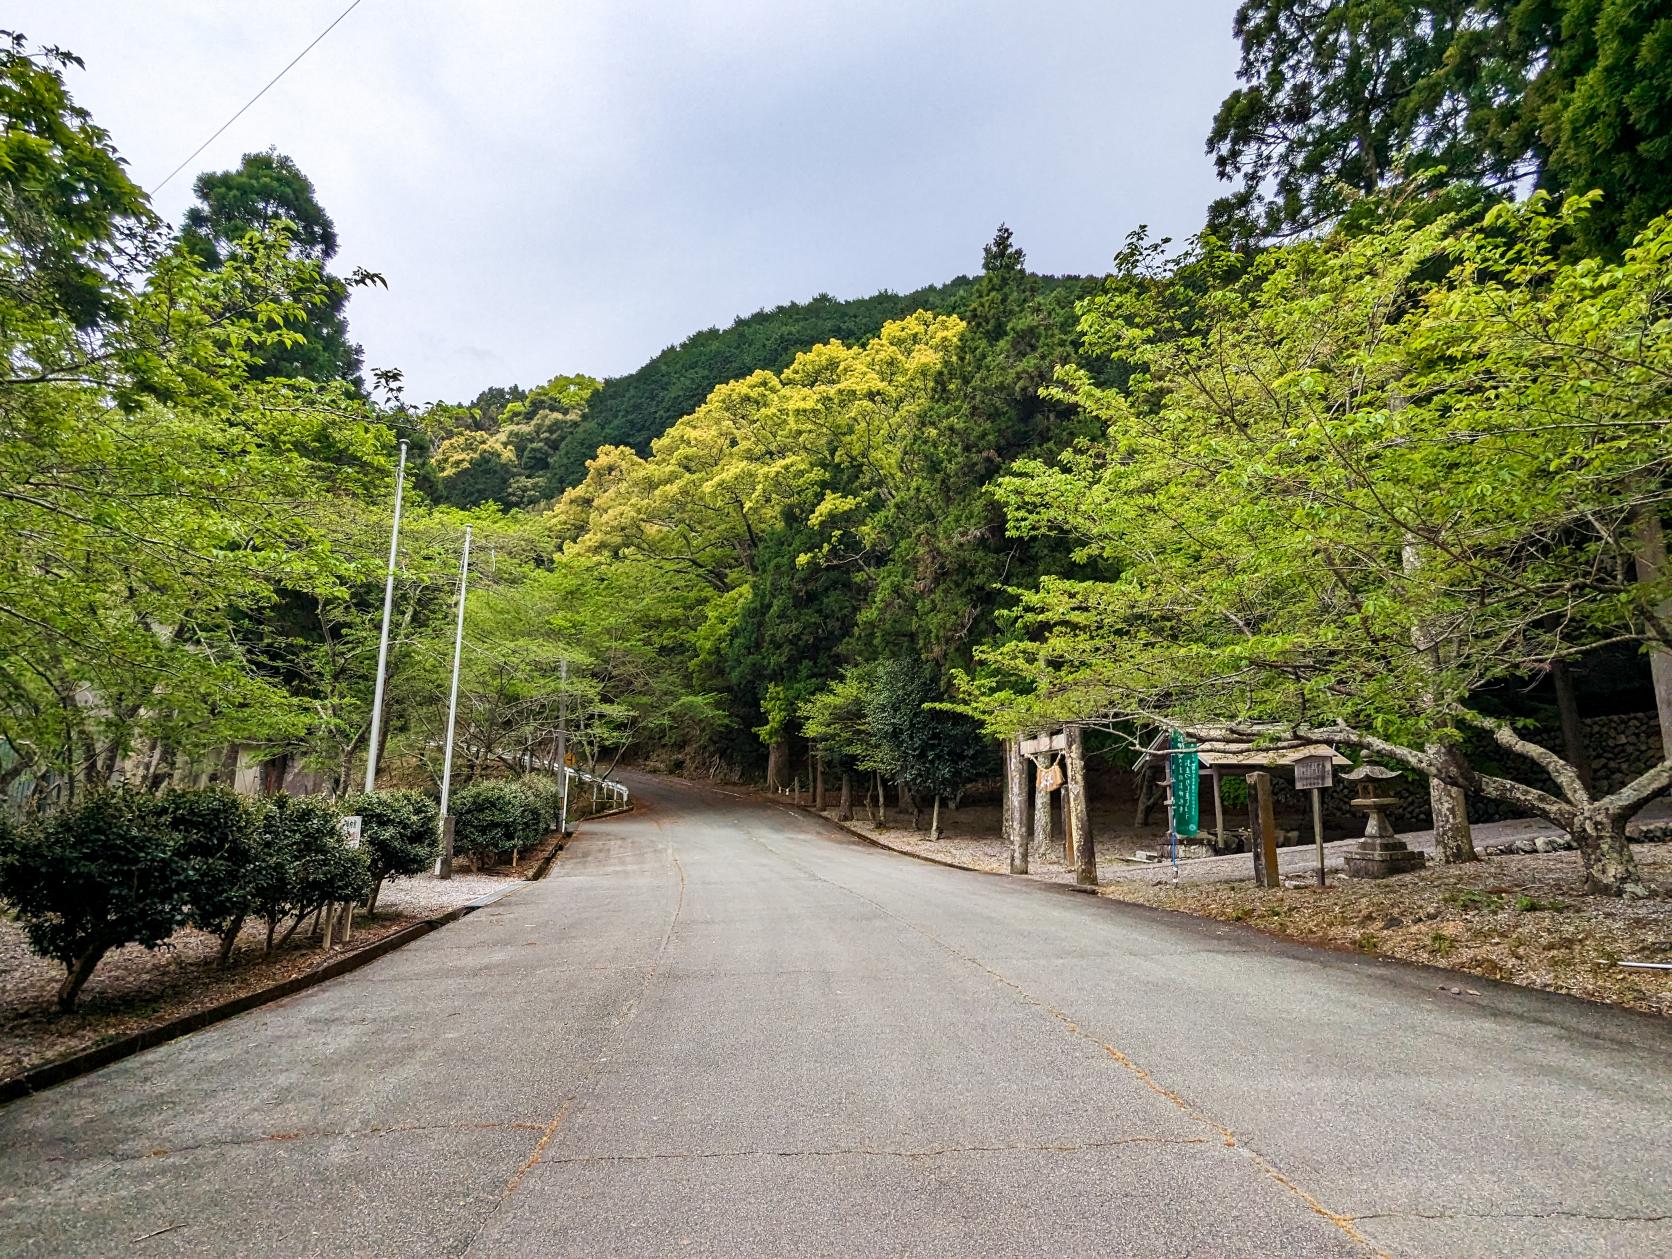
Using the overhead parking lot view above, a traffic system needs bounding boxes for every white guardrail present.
[561,767,628,831]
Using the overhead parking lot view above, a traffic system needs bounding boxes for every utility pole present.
[436,526,472,881]
[364,440,409,793]
[557,657,569,836]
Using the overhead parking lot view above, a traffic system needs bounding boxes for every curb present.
[783,799,1100,892]
[0,883,522,1107]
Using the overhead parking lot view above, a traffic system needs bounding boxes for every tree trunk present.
[909,787,923,831]
[1005,737,1030,874]
[264,917,277,955]
[58,943,109,1011]
[766,739,788,791]
[814,755,826,810]
[928,794,942,842]
[366,876,383,915]
[1551,659,1593,792]
[875,772,888,828]
[1635,509,1672,759]
[218,916,245,967]
[1574,809,1648,898]
[1404,531,1477,863]
[1065,725,1097,886]
[1030,761,1054,861]
[260,752,289,796]
[838,770,853,822]
[1133,762,1156,827]
[1428,744,1477,864]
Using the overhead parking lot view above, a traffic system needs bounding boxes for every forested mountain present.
[418,272,1095,508]
[544,281,978,492]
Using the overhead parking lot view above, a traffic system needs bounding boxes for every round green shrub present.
[253,793,371,950]
[340,789,440,911]
[451,780,543,866]
[0,788,190,1010]
[156,785,262,965]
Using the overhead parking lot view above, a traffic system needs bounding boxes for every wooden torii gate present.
[1009,727,1097,886]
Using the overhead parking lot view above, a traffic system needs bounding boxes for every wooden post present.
[1005,737,1030,874]
[438,814,455,881]
[1312,786,1327,888]
[1250,772,1279,887]
[1065,725,1097,887]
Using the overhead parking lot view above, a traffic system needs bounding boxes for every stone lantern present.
[1341,764,1426,878]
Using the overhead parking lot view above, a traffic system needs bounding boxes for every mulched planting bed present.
[0,912,424,1081]
[1099,846,1672,1016]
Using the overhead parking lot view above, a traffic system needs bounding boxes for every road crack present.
[540,1134,1209,1166]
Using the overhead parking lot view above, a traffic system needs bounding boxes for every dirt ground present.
[0,852,549,1083]
[1099,846,1672,1016]
[793,792,1672,1016]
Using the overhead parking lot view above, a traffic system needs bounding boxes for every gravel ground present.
[0,868,531,1082]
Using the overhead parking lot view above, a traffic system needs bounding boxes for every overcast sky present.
[23,1,1242,403]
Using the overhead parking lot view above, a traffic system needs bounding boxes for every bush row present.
[450,775,563,867]
[0,786,439,1011]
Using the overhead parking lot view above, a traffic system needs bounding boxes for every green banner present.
[1169,729,1199,836]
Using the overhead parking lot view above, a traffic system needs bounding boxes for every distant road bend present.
[1,773,1668,1258]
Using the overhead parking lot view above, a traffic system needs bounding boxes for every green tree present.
[0,789,188,1009]
[340,789,439,912]
[1206,1,1672,248]
[1527,0,1672,253]
[976,198,1672,895]
[182,148,366,384]
[160,785,263,966]
[862,227,1093,668]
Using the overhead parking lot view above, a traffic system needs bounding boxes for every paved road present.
[1,775,1668,1258]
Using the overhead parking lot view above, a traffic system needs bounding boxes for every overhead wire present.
[153,0,371,193]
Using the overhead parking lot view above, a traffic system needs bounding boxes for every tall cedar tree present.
[863,227,1092,669]
[182,149,365,385]
[1208,0,1672,250]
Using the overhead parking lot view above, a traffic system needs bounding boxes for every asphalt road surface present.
[2,774,1668,1258]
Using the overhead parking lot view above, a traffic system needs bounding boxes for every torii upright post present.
[1065,725,1096,887]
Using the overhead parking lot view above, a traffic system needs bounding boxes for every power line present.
[153,0,371,193]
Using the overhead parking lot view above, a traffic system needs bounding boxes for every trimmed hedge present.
[341,789,440,912]
[0,788,191,1010]
[451,780,546,867]
[158,784,262,966]
[0,787,377,1008]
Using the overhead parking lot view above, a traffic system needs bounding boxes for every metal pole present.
[436,526,472,879]
[364,440,409,793]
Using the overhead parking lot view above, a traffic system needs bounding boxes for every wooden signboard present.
[1294,755,1334,792]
